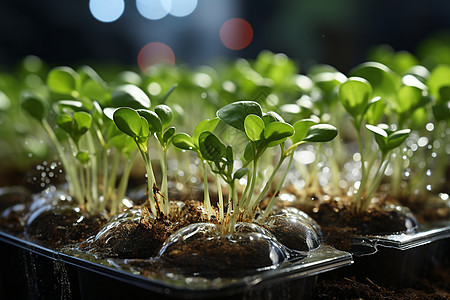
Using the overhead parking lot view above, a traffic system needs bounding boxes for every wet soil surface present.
[292,195,417,251]
[157,223,287,278]
[87,200,212,258]
[25,204,108,247]
[314,264,450,300]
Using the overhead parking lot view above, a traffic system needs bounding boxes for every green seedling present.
[339,77,411,212]
[113,104,175,218]
[172,118,220,219]
[173,100,337,232]
[20,65,139,214]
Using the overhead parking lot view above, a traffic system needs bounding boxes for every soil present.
[158,223,286,278]
[289,194,418,251]
[262,213,321,252]
[24,204,108,247]
[314,264,450,300]
[89,200,213,258]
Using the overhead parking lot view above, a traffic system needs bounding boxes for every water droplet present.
[431,152,437,158]
[426,123,434,131]
[201,92,207,99]
[439,193,449,201]
[426,185,432,191]
[418,137,428,147]
[353,153,361,162]
[426,169,431,176]
[410,144,418,151]
[28,153,33,158]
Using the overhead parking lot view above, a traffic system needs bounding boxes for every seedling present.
[339,77,411,212]
[174,100,337,231]
[20,65,138,214]
[113,104,175,218]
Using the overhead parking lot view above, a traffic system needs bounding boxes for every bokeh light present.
[136,0,171,21]
[137,42,175,73]
[169,0,197,17]
[89,0,125,23]
[220,18,253,50]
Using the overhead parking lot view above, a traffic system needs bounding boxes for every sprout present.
[173,100,337,231]
[339,77,411,212]
[113,103,176,218]
[20,65,139,214]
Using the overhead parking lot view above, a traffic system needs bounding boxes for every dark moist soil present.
[292,195,416,251]
[262,214,321,252]
[158,223,285,278]
[25,205,108,248]
[90,200,212,258]
[91,214,174,258]
[314,264,450,300]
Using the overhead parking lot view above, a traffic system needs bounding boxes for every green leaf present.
[364,97,386,124]
[198,131,226,163]
[427,64,450,97]
[263,122,294,146]
[339,77,373,119]
[73,111,92,138]
[20,92,47,121]
[80,79,107,101]
[350,62,401,102]
[113,107,144,138]
[290,119,318,144]
[192,118,220,145]
[432,100,450,121]
[233,167,249,180]
[111,84,151,109]
[162,127,175,145]
[262,111,284,125]
[304,124,338,142]
[366,124,388,153]
[225,146,234,165]
[154,104,174,128]
[438,85,450,103]
[243,143,254,163]
[0,91,11,111]
[137,109,162,133]
[244,114,265,141]
[56,100,87,112]
[387,129,411,151]
[138,116,150,140]
[76,151,90,164]
[394,85,426,115]
[47,66,79,95]
[56,114,73,134]
[108,134,136,155]
[172,133,196,150]
[216,100,263,131]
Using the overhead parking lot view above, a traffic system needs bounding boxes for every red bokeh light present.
[220,18,253,50]
[137,42,175,73]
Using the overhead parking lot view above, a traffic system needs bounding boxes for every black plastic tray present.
[0,231,352,299]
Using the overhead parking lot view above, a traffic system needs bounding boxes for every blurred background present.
[1,0,450,73]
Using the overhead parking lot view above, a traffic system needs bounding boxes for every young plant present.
[171,117,221,219]
[339,77,411,212]
[20,65,138,214]
[113,104,175,218]
[173,100,337,232]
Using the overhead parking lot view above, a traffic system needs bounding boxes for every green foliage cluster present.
[0,44,448,223]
